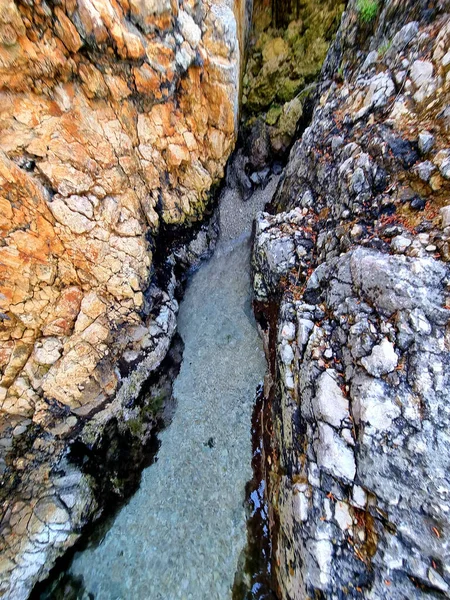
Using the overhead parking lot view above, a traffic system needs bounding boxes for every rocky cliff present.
[3,0,450,598]
[0,0,248,597]
[253,0,450,597]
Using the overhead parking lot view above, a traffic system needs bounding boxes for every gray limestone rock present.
[360,338,398,376]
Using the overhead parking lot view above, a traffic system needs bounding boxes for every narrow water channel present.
[50,177,279,599]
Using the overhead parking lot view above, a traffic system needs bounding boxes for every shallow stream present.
[43,178,279,599]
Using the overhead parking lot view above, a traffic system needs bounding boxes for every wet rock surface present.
[252,0,450,597]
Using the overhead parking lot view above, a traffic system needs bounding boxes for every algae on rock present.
[240,0,345,164]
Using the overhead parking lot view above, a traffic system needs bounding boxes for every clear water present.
[63,179,279,600]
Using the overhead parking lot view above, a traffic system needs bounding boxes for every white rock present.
[391,235,412,253]
[361,338,398,376]
[352,376,401,432]
[363,72,395,111]
[440,157,450,179]
[352,485,367,508]
[410,60,434,88]
[440,205,450,228]
[428,568,450,594]
[411,60,436,102]
[362,50,378,71]
[297,318,314,347]
[308,461,321,487]
[310,539,333,584]
[409,308,432,334]
[48,198,95,234]
[285,370,295,390]
[281,322,296,341]
[293,487,309,522]
[442,50,450,67]
[317,423,356,481]
[280,342,294,365]
[177,10,202,48]
[64,195,94,219]
[414,160,435,182]
[341,428,355,446]
[312,369,349,428]
[418,131,434,154]
[33,337,63,366]
[323,498,333,521]
[335,501,352,531]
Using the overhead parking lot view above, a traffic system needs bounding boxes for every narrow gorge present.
[1,0,450,599]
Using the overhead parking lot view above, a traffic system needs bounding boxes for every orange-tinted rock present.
[0,0,243,424]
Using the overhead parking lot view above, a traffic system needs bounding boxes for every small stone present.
[409,308,432,334]
[177,10,201,48]
[350,224,364,238]
[352,485,367,508]
[414,160,436,182]
[331,135,344,152]
[417,232,430,245]
[440,206,450,228]
[12,425,28,436]
[410,60,434,88]
[425,244,436,252]
[352,375,401,431]
[293,486,309,522]
[280,342,294,365]
[361,338,398,376]
[335,501,352,530]
[394,70,406,85]
[443,50,450,68]
[362,50,378,71]
[297,318,314,348]
[410,196,426,211]
[281,322,296,341]
[418,131,434,154]
[341,428,354,446]
[391,235,411,253]
[33,337,63,366]
[440,157,450,180]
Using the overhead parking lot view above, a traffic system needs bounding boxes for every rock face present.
[0,0,244,417]
[0,0,248,597]
[253,0,450,597]
[232,0,344,200]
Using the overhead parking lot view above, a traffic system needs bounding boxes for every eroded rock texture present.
[0,0,246,597]
[0,0,243,416]
[230,0,344,200]
[253,0,450,597]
